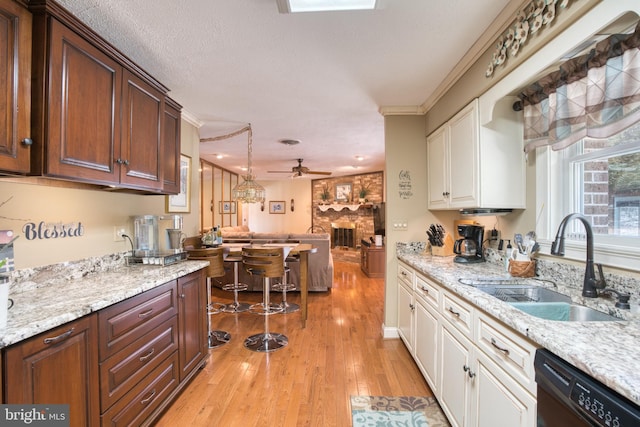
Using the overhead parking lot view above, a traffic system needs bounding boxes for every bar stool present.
[222,255,251,313]
[242,246,288,352]
[187,247,231,349]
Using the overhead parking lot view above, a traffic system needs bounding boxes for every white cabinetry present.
[414,274,440,394]
[396,260,538,427]
[427,98,525,210]
[397,263,415,352]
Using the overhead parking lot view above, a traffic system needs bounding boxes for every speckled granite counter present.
[0,256,208,349]
[396,247,640,406]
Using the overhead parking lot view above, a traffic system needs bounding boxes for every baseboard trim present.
[382,324,399,339]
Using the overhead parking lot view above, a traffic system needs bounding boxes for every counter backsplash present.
[396,242,639,300]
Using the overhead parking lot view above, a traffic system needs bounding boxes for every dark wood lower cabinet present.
[4,314,101,427]
[2,268,207,427]
[361,244,385,278]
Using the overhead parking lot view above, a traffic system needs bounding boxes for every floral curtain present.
[519,21,640,153]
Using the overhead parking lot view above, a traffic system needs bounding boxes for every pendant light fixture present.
[232,124,266,204]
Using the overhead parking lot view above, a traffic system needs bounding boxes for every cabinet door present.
[0,0,31,173]
[120,69,163,190]
[448,100,479,208]
[415,300,439,394]
[44,18,121,184]
[4,314,100,427]
[440,323,472,427]
[177,270,207,381]
[472,350,536,427]
[397,281,414,352]
[427,125,449,209]
[162,97,181,194]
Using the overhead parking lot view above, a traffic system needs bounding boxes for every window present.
[539,121,640,268]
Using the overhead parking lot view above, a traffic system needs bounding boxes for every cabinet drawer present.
[415,273,439,310]
[476,312,538,395]
[441,291,473,338]
[99,281,177,360]
[100,316,178,409]
[101,351,179,427]
[397,263,414,289]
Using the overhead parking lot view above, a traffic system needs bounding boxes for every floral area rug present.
[351,396,450,427]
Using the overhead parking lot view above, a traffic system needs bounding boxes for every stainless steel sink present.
[510,302,620,322]
[471,285,572,304]
[459,280,620,321]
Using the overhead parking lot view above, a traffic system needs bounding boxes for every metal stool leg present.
[274,266,300,313]
[244,277,288,352]
[249,274,284,315]
[222,260,250,313]
[206,277,231,349]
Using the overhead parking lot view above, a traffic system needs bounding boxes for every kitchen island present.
[396,245,640,407]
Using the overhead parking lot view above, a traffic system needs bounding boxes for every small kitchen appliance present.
[128,215,186,266]
[453,224,485,264]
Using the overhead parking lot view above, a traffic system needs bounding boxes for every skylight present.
[276,0,377,13]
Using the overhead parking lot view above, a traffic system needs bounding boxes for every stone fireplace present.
[312,172,384,248]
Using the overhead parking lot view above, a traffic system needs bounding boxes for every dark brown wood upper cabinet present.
[163,97,182,195]
[4,0,182,193]
[40,17,122,184]
[0,0,32,174]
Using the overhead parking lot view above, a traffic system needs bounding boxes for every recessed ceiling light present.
[277,0,377,13]
[278,139,301,146]
[355,155,364,161]
[216,154,223,159]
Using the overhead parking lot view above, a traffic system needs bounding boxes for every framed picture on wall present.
[335,183,352,202]
[166,154,191,213]
[219,201,236,214]
[269,201,286,214]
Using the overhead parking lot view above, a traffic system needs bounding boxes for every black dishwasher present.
[535,349,640,426]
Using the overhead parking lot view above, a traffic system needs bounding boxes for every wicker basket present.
[508,259,536,278]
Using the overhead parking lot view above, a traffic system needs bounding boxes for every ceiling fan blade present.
[267,170,295,173]
[307,171,332,175]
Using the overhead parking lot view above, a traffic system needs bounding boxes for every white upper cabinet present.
[427,97,525,210]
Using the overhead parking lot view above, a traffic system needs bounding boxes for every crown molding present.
[180,109,203,128]
[378,105,424,116]
[419,0,529,113]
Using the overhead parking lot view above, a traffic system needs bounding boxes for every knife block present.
[431,234,454,256]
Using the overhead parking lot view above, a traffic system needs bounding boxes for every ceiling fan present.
[267,158,332,177]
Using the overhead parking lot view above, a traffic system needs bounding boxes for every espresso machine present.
[453,224,485,264]
[127,215,186,265]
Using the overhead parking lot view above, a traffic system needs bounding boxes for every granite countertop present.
[0,260,209,349]
[396,248,640,406]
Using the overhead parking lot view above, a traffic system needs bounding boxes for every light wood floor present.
[155,260,433,426]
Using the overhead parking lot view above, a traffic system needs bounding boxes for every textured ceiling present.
[55,0,511,180]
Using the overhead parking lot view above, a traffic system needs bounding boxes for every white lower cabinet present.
[473,349,537,427]
[439,321,473,427]
[396,261,538,427]
[414,298,439,394]
[397,280,415,352]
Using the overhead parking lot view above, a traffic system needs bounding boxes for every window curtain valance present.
[519,21,640,153]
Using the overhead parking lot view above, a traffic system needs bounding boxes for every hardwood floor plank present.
[155,260,432,426]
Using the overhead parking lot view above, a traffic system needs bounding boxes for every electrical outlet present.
[392,221,408,230]
[113,226,127,242]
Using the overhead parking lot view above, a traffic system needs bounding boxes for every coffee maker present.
[453,224,485,264]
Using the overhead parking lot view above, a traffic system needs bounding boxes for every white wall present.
[0,119,201,269]
[243,179,312,233]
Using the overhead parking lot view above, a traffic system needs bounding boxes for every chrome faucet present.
[550,213,606,298]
